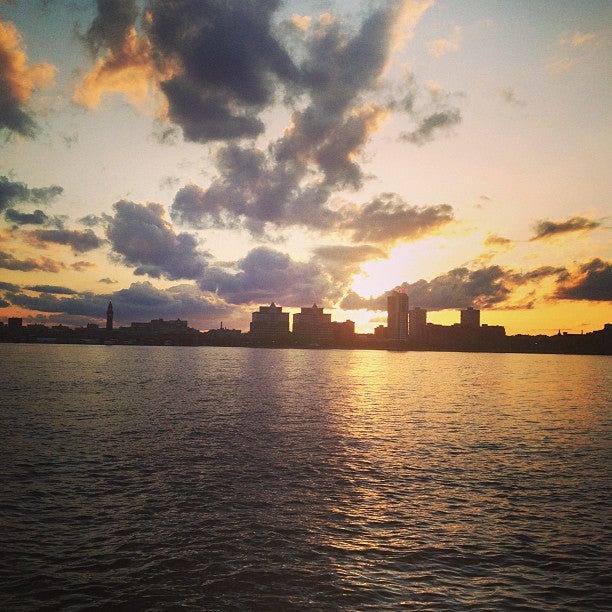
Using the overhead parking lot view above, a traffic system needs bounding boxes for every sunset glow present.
[0,1,609,334]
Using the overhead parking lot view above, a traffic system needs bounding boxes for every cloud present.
[161,3,442,238]
[546,57,577,74]
[555,258,612,301]
[0,250,65,272]
[337,193,454,244]
[146,0,299,142]
[26,228,104,253]
[340,264,568,312]
[71,260,96,271]
[530,216,602,240]
[0,280,20,291]
[546,31,598,75]
[312,244,387,282]
[427,25,462,58]
[4,280,230,327]
[74,0,154,108]
[82,0,139,56]
[560,31,597,48]
[400,107,461,145]
[99,277,118,284]
[106,200,210,280]
[0,176,63,211]
[509,266,566,284]
[498,86,526,107]
[198,246,337,306]
[396,80,463,146]
[484,233,513,247]
[0,20,56,137]
[78,213,103,227]
[25,284,78,295]
[5,208,49,225]
[159,175,180,191]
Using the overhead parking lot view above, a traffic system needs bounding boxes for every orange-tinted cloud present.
[73,27,156,108]
[0,20,56,136]
[0,250,65,272]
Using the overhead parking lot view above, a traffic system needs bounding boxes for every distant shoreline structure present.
[1,293,610,355]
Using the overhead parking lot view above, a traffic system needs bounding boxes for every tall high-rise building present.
[387,291,409,341]
[106,301,113,331]
[409,307,427,341]
[460,307,480,328]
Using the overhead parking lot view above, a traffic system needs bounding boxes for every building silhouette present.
[293,304,333,343]
[409,307,427,341]
[387,291,409,341]
[249,303,290,342]
[106,301,113,331]
[331,320,355,343]
[129,318,192,334]
[8,317,23,330]
[460,307,480,328]
[1,300,609,354]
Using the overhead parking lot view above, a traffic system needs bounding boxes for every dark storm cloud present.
[0,86,37,137]
[25,284,78,295]
[78,213,103,227]
[0,176,63,211]
[555,258,612,301]
[340,264,574,312]
[0,280,19,291]
[106,200,210,280]
[337,194,454,243]
[530,216,602,240]
[5,208,49,225]
[147,0,298,142]
[5,281,229,324]
[4,207,64,228]
[27,228,103,253]
[198,246,336,306]
[5,288,106,318]
[297,3,409,118]
[402,266,511,309]
[159,80,266,142]
[509,266,566,283]
[82,0,139,57]
[399,107,462,145]
[170,2,421,235]
[0,250,65,272]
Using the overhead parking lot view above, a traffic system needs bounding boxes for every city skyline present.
[0,1,610,335]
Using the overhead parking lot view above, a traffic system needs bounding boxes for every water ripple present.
[1,346,610,610]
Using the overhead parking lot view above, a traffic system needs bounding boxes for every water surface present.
[2,345,610,610]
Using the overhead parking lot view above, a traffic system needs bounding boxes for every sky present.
[0,0,610,335]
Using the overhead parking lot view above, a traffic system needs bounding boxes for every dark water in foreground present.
[1,345,610,610]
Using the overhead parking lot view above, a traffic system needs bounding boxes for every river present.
[1,345,610,610]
